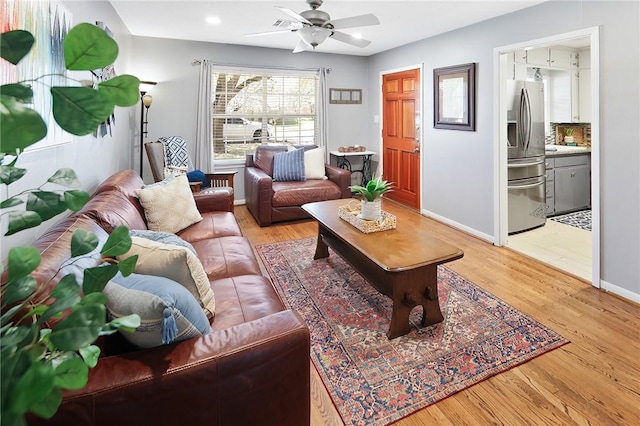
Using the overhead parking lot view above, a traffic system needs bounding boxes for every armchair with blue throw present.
[145,137,236,212]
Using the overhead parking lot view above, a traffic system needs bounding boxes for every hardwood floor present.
[234,205,640,426]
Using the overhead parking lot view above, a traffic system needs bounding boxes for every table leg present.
[421,266,444,327]
[313,225,330,260]
[362,154,373,185]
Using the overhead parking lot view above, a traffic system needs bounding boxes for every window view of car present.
[223,118,274,142]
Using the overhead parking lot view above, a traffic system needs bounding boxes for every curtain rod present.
[191,59,331,73]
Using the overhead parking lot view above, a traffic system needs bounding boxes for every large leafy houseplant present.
[1,24,142,425]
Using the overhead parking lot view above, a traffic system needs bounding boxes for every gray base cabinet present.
[546,153,591,216]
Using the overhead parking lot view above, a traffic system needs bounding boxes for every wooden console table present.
[329,150,376,186]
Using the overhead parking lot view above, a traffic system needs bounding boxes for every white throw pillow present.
[135,174,202,233]
[304,147,327,180]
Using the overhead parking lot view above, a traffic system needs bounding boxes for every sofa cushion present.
[177,211,242,243]
[253,145,288,177]
[191,236,262,280]
[273,148,305,181]
[271,180,342,208]
[104,272,211,348]
[136,174,203,233]
[79,190,148,232]
[129,229,196,254]
[94,169,147,219]
[118,236,216,318]
[304,147,327,180]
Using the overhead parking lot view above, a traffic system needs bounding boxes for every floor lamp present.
[139,81,157,179]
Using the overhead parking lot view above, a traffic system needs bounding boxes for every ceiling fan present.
[246,0,380,53]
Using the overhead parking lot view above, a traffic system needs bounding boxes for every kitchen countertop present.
[545,145,591,156]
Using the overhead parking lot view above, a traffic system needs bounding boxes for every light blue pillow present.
[104,272,211,348]
[141,173,175,189]
[272,148,305,181]
[129,229,196,255]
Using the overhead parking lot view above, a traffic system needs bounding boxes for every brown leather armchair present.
[245,145,351,226]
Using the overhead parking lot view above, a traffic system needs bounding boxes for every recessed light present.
[206,16,221,25]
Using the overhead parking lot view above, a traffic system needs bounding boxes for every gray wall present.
[366,1,639,299]
[129,37,370,194]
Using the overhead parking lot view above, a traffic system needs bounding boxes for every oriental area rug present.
[255,238,569,426]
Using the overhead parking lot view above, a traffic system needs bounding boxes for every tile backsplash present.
[549,122,591,146]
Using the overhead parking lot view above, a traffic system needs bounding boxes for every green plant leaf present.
[29,386,62,419]
[79,345,100,368]
[80,292,107,306]
[1,346,31,417]
[0,325,32,349]
[5,210,42,235]
[70,229,98,257]
[11,359,55,415]
[109,314,141,332]
[0,94,48,154]
[51,87,113,136]
[0,197,23,209]
[39,275,82,325]
[1,83,33,103]
[47,168,81,188]
[64,23,118,71]
[7,246,40,281]
[101,226,132,257]
[49,304,106,351]
[117,255,138,277]
[0,30,34,65]
[0,165,27,185]
[54,357,88,390]
[2,276,37,307]
[83,264,118,294]
[26,191,66,221]
[63,190,90,211]
[98,74,141,107]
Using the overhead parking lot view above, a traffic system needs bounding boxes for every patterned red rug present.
[256,238,569,426]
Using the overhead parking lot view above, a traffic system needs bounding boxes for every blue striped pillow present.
[272,148,306,181]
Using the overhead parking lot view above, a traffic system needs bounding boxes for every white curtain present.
[317,68,330,154]
[194,60,213,171]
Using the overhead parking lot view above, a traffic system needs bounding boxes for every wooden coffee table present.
[302,198,464,339]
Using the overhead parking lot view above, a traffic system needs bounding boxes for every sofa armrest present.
[36,310,310,426]
[325,164,352,198]
[193,189,233,212]
[244,166,275,226]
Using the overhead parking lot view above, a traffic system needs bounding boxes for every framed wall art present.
[433,63,476,131]
[330,88,362,104]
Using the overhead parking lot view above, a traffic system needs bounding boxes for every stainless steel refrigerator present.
[507,80,546,234]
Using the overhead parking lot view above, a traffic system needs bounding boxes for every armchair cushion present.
[118,236,216,318]
[136,174,203,233]
[104,272,211,348]
[273,148,305,181]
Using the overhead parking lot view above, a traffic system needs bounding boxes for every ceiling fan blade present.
[245,29,293,37]
[330,30,371,48]
[327,13,380,30]
[275,6,311,25]
[293,38,310,53]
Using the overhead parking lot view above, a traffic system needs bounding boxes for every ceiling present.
[109,0,549,56]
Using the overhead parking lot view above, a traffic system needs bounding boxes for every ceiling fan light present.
[298,26,331,48]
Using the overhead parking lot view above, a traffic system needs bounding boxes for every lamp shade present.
[142,94,153,107]
[298,27,331,48]
[139,80,157,94]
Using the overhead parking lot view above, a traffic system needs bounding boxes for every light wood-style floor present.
[234,205,640,426]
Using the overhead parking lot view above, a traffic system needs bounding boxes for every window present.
[212,66,319,160]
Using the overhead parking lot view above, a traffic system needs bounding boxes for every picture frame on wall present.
[330,88,362,104]
[433,63,476,131]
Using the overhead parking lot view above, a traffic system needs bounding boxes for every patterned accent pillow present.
[129,229,196,254]
[272,147,305,181]
[135,174,202,233]
[304,147,327,180]
[117,236,215,318]
[104,272,211,348]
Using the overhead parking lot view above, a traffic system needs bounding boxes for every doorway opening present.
[495,27,600,286]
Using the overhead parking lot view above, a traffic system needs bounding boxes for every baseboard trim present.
[421,209,495,244]
[600,280,640,304]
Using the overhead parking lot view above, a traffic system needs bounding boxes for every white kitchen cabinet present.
[578,49,591,122]
[527,48,550,66]
[527,47,575,69]
[504,51,528,80]
[550,69,581,123]
[514,49,527,64]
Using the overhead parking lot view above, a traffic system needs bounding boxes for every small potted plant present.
[349,177,393,221]
[564,127,575,144]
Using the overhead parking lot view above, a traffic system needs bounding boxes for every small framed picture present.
[330,88,362,104]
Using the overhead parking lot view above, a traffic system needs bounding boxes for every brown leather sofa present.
[17,169,310,426]
[245,145,351,226]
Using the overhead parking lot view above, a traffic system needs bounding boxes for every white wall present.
[129,36,370,197]
[366,1,640,300]
[1,1,134,259]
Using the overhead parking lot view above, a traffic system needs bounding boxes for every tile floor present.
[506,219,592,282]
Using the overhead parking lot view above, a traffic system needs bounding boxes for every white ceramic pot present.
[564,136,574,143]
[360,198,382,221]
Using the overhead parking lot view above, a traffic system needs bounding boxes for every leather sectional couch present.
[245,145,352,226]
[19,169,310,426]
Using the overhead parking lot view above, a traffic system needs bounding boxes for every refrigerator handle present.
[518,88,526,149]
[522,88,532,151]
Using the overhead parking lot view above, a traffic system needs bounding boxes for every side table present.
[329,151,376,186]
